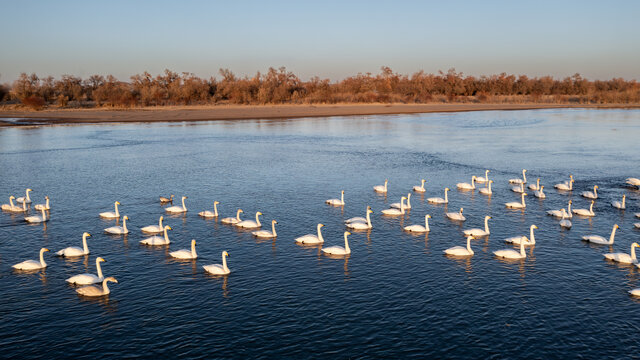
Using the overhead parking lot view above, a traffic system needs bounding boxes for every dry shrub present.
[22,95,46,110]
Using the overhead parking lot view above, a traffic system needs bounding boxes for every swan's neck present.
[609,226,617,245]
[406,194,411,207]
[122,217,128,232]
[400,198,405,213]
[164,227,170,242]
[520,239,526,257]
[632,245,637,262]
[9,197,14,207]
[466,237,473,253]
[569,180,573,190]
[271,222,277,236]
[102,279,111,294]
[589,202,594,213]
[568,202,572,213]
[484,218,490,233]
[424,216,430,231]
[39,250,46,266]
[41,208,47,221]
[344,234,350,253]
[521,194,526,206]
[82,234,89,253]
[384,181,388,191]
[214,203,218,216]
[340,192,344,203]
[593,186,598,197]
[444,190,448,202]
[522,170,527,183]
[485,170,489,179]
[191,241,197,257]
[530,227,536,245]
[366,211,371,226]
[622,196,626,207]
[26,190,31,201]
[96,259,104,279]
[45,197,49,208]
[255,213,261,226]
[236,210,242,221]
[488,182,492,191]
[222,254,229,272]
[422,179,426,187]
[536,178,540,188]
[471,177,475,187]
[114,202,119,217]
[181,197,187,210]
[158,217,163,228]
[317,225,324,242]
[22,201,26,211]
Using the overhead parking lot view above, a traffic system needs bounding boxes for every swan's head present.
[115,201,121,205]
[614,224,619,229]
[191,239,196,245]
[532,225,538,230]
[83,232,91,238]
[159,216,163,221]
[568,200,572,204]
[594,185,599,189]
[26,188,33,193]
[622,195,626,199]
[401,197,407,200]
[633,242,639,248]
[384,179,388,183]
[467,235,475,240]
[591,200,595,204]
[257,211,263,216]
[445,188,450,191]
[223,251,230,257]
[540,186,544,190]
[41,248,50,253]
[9,195,15,200]
[570,174,573,179]
[106,276,118,283]
[214,201,220,205]
[341,190,344,194]
[489,180,493,184]
[523,169,527,173]
[485,216,492,220]
[345,231,351,236]
[45,196,49,200]
[460,208,464,213]
[367,209,374,214]
[422,179,426,182]
[123,215,129,220]
[170,194,174,198]
[272,220,278,224]
[96,257,106,263]
[522,193,528,196]
[182,196,188,200]
[318,223,324,228]
[165,225,172,230]
[238,209,244,213]
[426,214,432,219]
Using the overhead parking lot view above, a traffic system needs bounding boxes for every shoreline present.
[1,103,639,126]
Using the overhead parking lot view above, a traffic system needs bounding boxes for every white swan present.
[99,201,120,219]
[494,236,527,260]
[629,288,640,296]
[479,180,493,195]
[56,232,91,257]
[104,215,129,234]
[199,201,220,218]
[635,223,640,229]
[404,214,431,233]
[165,196,188,213]
[463,216,491,236]
[505,225,538,246]
[413,179,426,192]
[528,178,541,191]
[381,197,406,216]
[548,200,572,218]
[428,188,449,204]
[203,251,231,275]
[1,196,26,212]
[221,209,243,224]
[141,216,164,234]
[66,257,106,285]
[572,200,595,217]
[457,176,477,190]
[34,196,50,211]
[76,277,118,297]
[559,209,572,229]
[140,225,172,245]
[170,239,198,259]
[603,242,639,264]
[295,224,325,244]
[626,177,640,187]
[509,169,527,184]
[235,211,262,228]
[160,194,174,203]
[533,185,546,199]
[12,248,49,270]
[511,183,525,193]
[581,185,599,199]
[15,188,33,204]
[444,235,474,256]
[346,208,374,230]
[582,224,618,245]
[505,193,527,209]
[373,179,388,193]
[25,207,48,223]
[636,213,640,219]
[446,207,466,221]
[252,220,278,238]
[555,175,574,191]
[326,190,345,206]
[611,195,626,210]
[391,193,411,209]
[322,231,351,255]
[476,170,490,184]
[345,206,371,224]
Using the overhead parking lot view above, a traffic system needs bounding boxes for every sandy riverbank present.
[1,103,638,126]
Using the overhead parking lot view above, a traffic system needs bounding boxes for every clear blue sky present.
[1,0,638,82]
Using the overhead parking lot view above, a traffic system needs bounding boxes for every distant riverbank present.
[1,103,639,126]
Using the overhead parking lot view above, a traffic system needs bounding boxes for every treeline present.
[2,67,639,109]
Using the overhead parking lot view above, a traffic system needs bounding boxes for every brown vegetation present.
[2,67,639,110]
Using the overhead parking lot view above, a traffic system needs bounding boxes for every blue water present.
[1,109,639,358]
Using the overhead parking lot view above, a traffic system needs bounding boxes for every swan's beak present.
[43,248,50,252]
[346,232,351,235]
[319,224,324,227]
[534,225,539,229]
[87,233,92,237]
[167,226,172,230]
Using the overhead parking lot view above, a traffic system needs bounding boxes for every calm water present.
[1,109,639,358]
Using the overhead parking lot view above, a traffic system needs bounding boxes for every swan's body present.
[25,208,48,223]
[533,186,546,199]
[611,195,626,210]
[511,183,525,193]
[165,196,188,213]
[444,236,474,256]
[160,194,174,203]
[509,169,527,184]
[404,214,431,233]
[170,239,198,259]
[15,188,33,204]
[505,193,527,209]
[603,242,639,264]
[56,232,91,257]
[582,224,618,245]
[573,200,595,217]
[555,175,574,191]
[104,215,129,234]
[373,179,388,193]
[559,209,572,229]
[629,288,640,296]
[66,257,105,285]
[463,216,491,236]
[326,190,345,206]
[528,178,541,191]
[381,197,406,216]
[221,209,243,224]
[494,237,527,260]
[235,211,262,228]
[76,277,117,297]
[346,209,373,230]
[34,196,50,211]
[1,196,27,212]
[141,216,164,234]
[457,176,477,190]
[252,220,278,238]
[140,225,172,245]
[548,200,572,218]
[391,193,411,209]
[479,180,493,195]
[345,206,371,224]
[295,224,325,244]
[581,185,599,199]
[476,170,490,184]
[12,248,49,270]
[505,225,538,246]
[636,213,640,219]
[446,208,466,221]
[428,188,449,204]
[99,201,120,219]
[321,231,351,255]
[626,178,640,187]
[203,251,231,275]
[413,179,426,192]
[198,201,220,218]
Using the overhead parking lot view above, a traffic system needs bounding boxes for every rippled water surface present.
[1,109,640,358]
